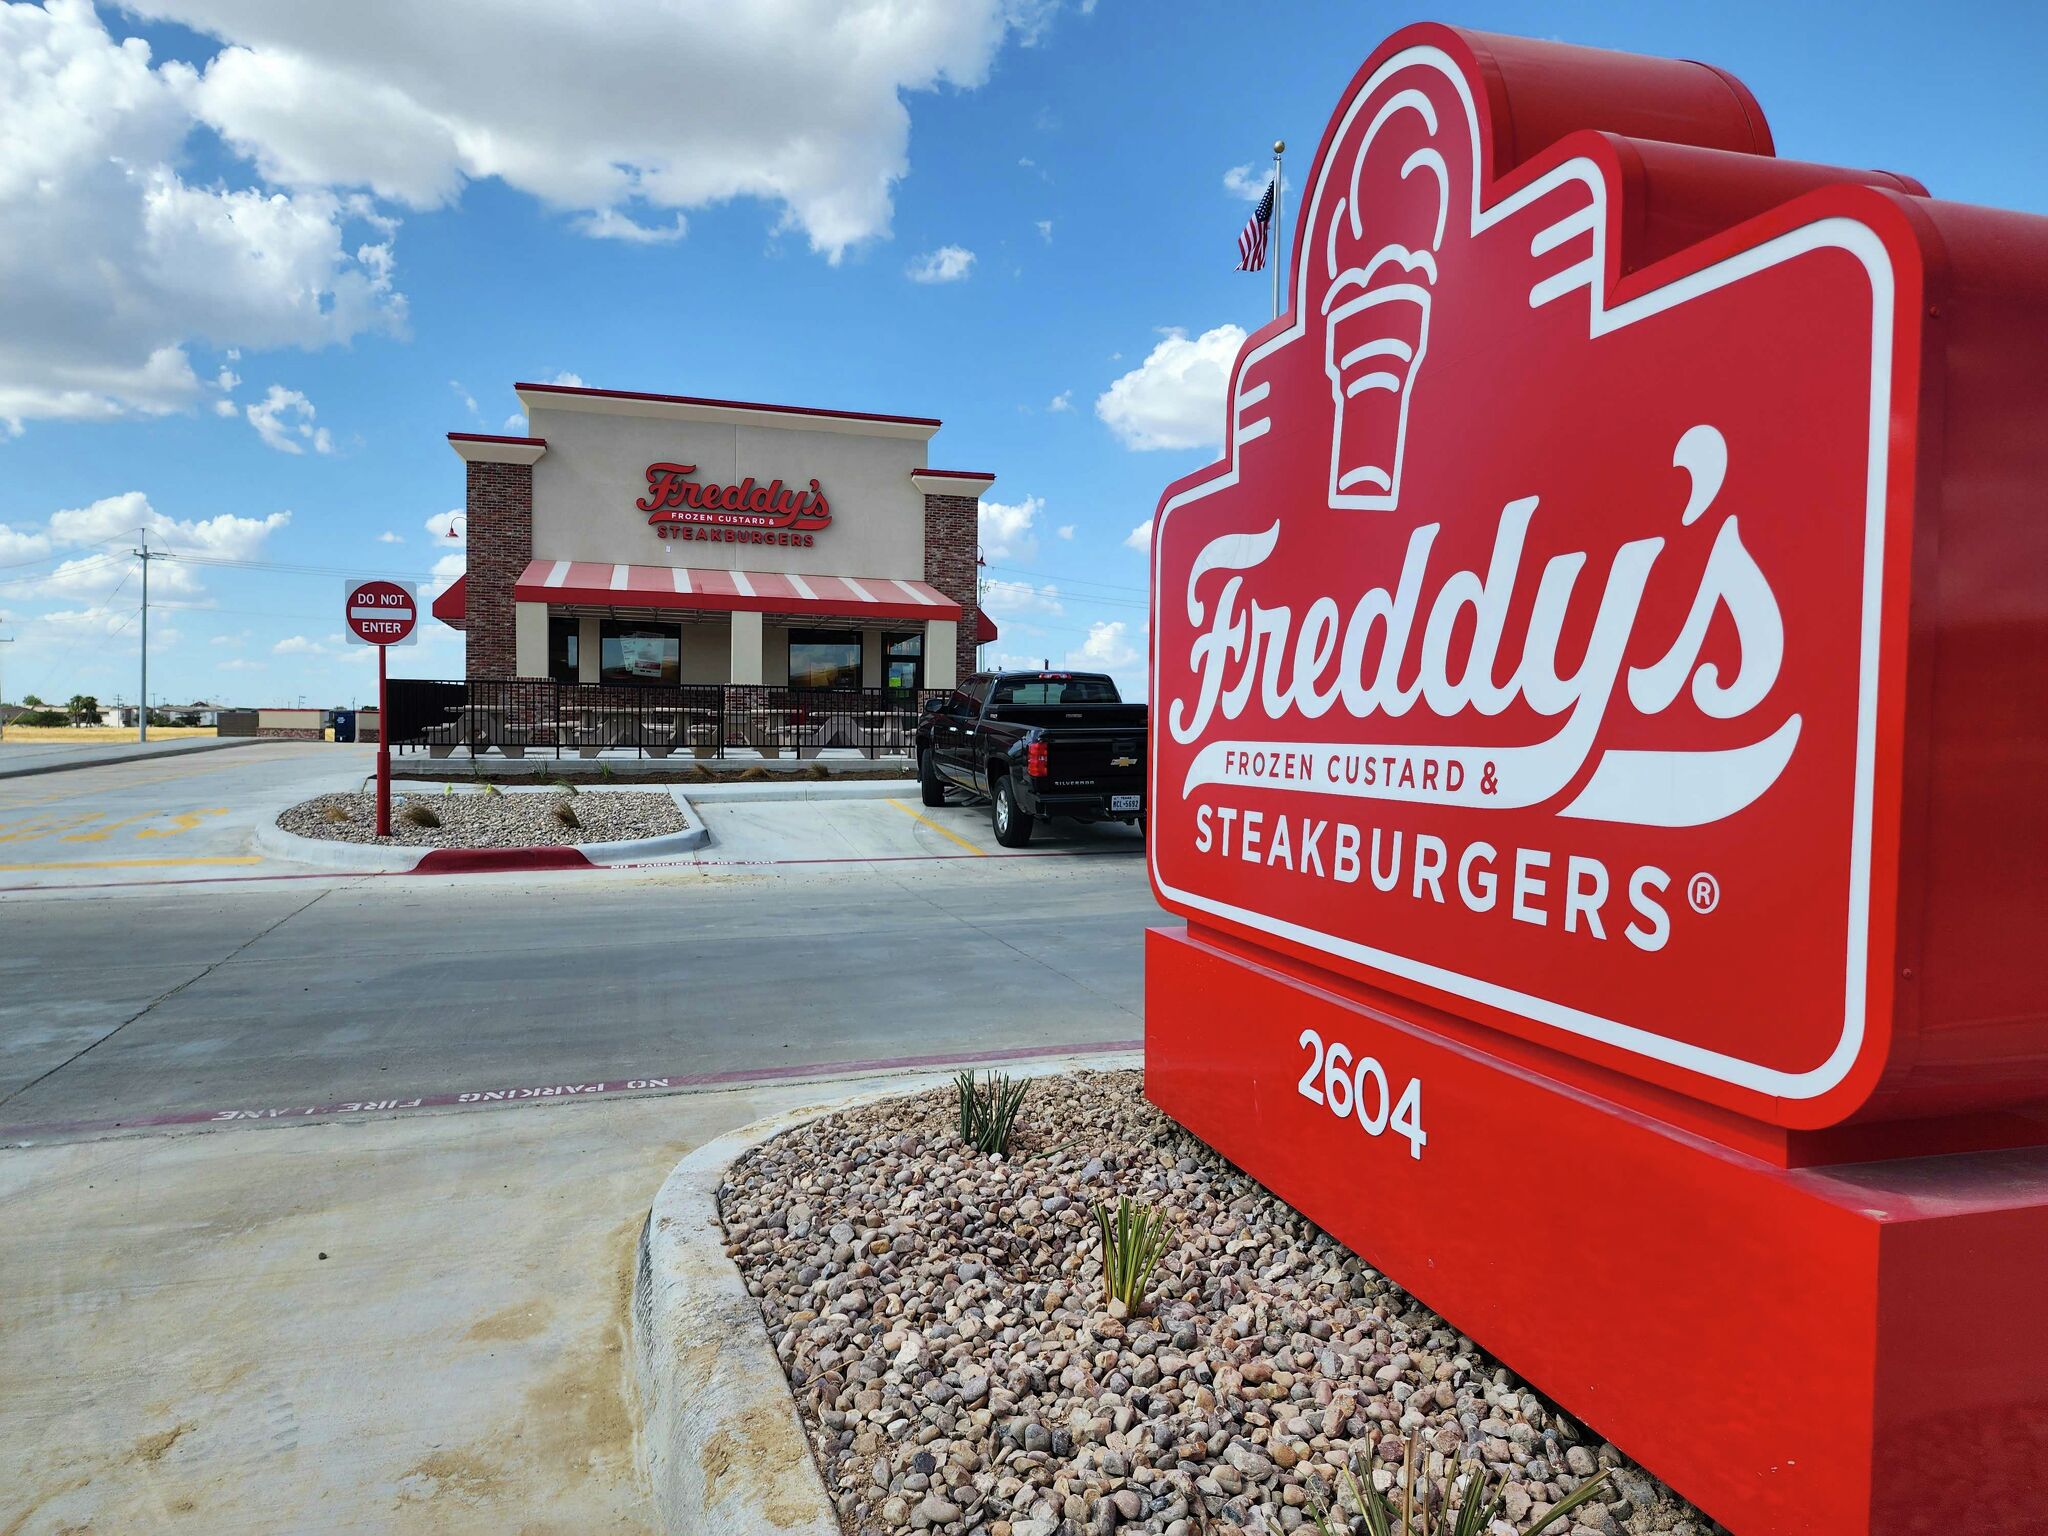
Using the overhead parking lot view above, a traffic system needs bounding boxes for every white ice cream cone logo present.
[1323,90,1452,511]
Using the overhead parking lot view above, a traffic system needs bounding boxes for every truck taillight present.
[1026,740,1049,778]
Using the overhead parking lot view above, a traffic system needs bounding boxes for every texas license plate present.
[1112,795,1142,813]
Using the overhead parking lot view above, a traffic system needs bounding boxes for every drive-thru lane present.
[0,776,1154,1141]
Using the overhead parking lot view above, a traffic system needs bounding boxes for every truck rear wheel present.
[992,775,1034,847]
[919,749,946,807]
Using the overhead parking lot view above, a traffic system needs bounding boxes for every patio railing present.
[383,678,945,760]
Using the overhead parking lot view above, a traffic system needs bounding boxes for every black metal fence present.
[384,678,945,760]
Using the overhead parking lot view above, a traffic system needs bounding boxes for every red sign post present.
[345,579,417,836]
[1145,25,2048,1536]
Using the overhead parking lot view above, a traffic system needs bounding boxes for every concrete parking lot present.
[0,746,1160,1531]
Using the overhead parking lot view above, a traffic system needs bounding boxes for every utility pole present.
[0,628,12,742]
[133,529,159,742]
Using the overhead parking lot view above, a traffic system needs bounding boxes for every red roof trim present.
[976,611,999,644]
[447,432,547,446]
[431,574,467,626]
[515,382,941,429]
[916,469,996,481]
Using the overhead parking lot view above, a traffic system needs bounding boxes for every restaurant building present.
[432,381,996,693]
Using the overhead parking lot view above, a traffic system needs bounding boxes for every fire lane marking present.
[0,1037,1145,1144]
[885,798,986,856]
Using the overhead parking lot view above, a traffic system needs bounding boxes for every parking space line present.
[886,798,987,855]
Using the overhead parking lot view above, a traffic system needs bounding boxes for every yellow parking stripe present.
[885,798,986,856]
[0,856,264,873]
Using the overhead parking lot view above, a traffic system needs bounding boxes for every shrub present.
[598,762,618,782]
[12,709,67,727]
[1093,1197,1172,1313]
[1306,1440,1611,1536]
[955,1070,1028,1155]
[320,803,350,824]
[553,798,580,829]
[399,800,441,829]
[551,778,579,796]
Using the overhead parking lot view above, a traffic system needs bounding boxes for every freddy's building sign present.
[638,462,833,546]
[1144,27,2048,1536]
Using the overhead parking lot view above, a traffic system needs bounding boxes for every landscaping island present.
[719,1072,1718,1536]
[278,788,685,847]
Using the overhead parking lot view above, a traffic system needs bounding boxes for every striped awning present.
[511,560,962,622]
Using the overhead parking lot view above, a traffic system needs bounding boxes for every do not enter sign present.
[345,579,418,646]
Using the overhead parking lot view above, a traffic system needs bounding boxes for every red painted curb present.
[411,845,594,874]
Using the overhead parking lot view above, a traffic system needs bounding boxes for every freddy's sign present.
[637,463,832,547]
[1148,33,1946,1129]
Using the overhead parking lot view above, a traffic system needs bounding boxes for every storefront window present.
[548,617,580,684]
[788,629,862,690]
[599,620,681,686]
[884,631,922,690]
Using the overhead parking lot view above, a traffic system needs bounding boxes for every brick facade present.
[464,460,534,679]
[922,492,983,683]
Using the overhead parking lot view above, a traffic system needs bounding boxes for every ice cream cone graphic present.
[1323,92,1451,511]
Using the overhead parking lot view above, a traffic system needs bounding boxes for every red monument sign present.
[1144,25,2048,1535]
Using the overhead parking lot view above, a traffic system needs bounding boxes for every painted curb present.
[0,735,269,781]
[252,786,710,874]
[632,1052,1142,1536]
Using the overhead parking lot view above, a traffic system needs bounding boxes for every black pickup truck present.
[915,671,1148,847]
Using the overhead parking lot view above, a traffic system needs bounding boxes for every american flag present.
[1235,179,1275,271]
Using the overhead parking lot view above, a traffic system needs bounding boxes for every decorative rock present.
[718,1071,1709,1536]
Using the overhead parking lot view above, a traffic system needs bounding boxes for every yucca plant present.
[1305,1439,1611,1536]
[399,800,441,828]
[1093,1197,1172,1311]
[955,1070,1029,1154]
[553,798,581,828]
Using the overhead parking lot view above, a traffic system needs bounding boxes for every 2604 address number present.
[1296,1029,1426,1159]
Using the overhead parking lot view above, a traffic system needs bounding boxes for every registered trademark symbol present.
[1687,872,1720,915]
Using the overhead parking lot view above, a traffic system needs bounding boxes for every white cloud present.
[217,656,265,671]
[981,578,1063,619]
[1056,524,1074,540]
[131,0,1033,261]
[376,531,404,545]
[1067,620,1142,672]
[541,371,583,387]
[1047,389,1072,413]
[1095,325,1244,451]
[0,524,52,564]
[501,412,527,433]
[245,384,334,455]
[450,380,481,422]
[45,491,290,562]
[977,495,1040,564]
[1223,163,1268,202]
[274,632,350,657]
[0,1,1051,429]
[1036,219,1053,242]
[211,629,250,646]
[0,0,402,429]
[211,398,240,418]
[907,244,975,283]
[1124,518,1152,550]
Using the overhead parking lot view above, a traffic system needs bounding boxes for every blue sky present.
[0,0,2040,708]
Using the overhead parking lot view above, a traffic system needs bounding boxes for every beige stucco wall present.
[525,405,930,580]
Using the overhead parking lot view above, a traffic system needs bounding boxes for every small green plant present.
[480,779,503,797]
[552,777,579,796]
[553,798,581,829]
[598,762,618,782]
[399,800,441,829]
[1093,1197,1172,1312]
[1304,1439,1611,1536]
[954,1070,1028,1155]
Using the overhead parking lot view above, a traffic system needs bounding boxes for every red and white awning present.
[512,560,963,622]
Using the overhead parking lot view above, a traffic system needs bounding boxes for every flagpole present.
[1271,140,1286,321]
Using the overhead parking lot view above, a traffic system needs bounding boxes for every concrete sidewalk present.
[0,1081,861,1534]
[0,735,267,780]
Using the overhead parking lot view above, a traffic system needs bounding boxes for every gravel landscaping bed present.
[721,1071,1720,1536]
[277,789,684,847]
